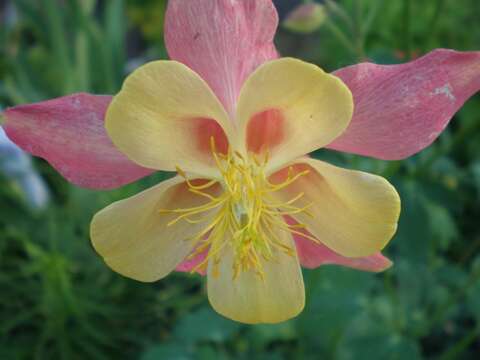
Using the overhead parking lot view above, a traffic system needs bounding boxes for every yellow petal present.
[236,58,353,172]
[91,176,220,282]
[106,61,234,178]
[207,229,305,324]
[271,158,401,257]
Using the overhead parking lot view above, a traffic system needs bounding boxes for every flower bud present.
[283,3,327,34]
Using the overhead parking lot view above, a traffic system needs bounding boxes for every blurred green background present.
[1,0,480,359]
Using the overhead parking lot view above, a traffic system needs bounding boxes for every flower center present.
[161,139,314,279]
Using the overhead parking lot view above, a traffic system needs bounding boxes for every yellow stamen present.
[160,140,314,279]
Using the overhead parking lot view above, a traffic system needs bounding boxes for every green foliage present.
[1,0,480,359]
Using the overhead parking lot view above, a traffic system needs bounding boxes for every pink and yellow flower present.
[3,0,480,324]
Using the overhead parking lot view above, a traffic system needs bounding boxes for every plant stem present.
[403,0,412,59]
[438,325,480,360]
[324,19,357,57]
[324,0,355,34]
[362,0,384,38]
[42,0,75,93]
[425,0,446,50]
[352,0,366,60]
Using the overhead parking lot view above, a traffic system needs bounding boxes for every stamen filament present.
[161,139,315,279]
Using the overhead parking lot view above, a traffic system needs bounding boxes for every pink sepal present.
[4,93,153,189]
[329,49,480,159]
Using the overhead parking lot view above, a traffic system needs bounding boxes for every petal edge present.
[207,229,305,324]
[271,159,401,257]
[91,176,221,282]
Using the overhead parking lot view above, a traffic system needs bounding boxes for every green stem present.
[42,0,75,93]
[362,0,384,37]
[324,19,357,57]
[438,325,480,360]
[402,0,412,59]
[324,0,355,34]
[352,0,366,60]
[425,0,446,50]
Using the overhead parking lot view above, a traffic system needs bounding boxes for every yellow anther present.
[160,144,314,280]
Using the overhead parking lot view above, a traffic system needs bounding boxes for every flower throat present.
[160,138,316,279]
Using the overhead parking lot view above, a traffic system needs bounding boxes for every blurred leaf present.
[296,267,376,354]
[105,0,127,89]
[472,162,480,195]
[173,306,240,344]
[251,322,296,343]
[391,180,431,264]
[340,331,422,360]
[41,0,74,93]
[141,344,192,360]
[426,201,459,251]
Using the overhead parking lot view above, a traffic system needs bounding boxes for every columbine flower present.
[3,0,480,323]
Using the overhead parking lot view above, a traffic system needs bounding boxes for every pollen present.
[160,138,316,279]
